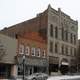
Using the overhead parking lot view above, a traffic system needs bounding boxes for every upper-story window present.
[55,27,58,39]
[31,48,35,56]
[74,48,76,56]
[74,35,76,44]
[50,24,53,37]
[25,46,30,55]
[65,30,68,41]
[61,45,64,55]
[65,46,68,55]
[36,48,40,57]
[70,47,73,56]
[55,43,58,53]
[70,33,73,44]
[49,41,53,53]
[42,50,46,58]
[62,27,64,40]
[19,44,24,54]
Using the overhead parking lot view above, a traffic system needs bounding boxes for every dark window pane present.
[50,24,53,37]
[50,41,53,53]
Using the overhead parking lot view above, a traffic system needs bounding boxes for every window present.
[18,64,23,75]
[50,41,53,53]
[74,48,76,56]
[55,43,58,53]
[31,48,35,56]
[42,50,46,58]
[55,27,58,38]
[65,46,68,55]
[72,48,74,56]
[74,35,76,44]
[25,46,30,55]
[62,27,64,40]
[36,48,40,57]
[19,44,24,54]
[61,45,64,55]
[73,48,76,56]
[70,33,73,43]
[70,47,73,56]
[65,30,68,41]
[50,24,53,37]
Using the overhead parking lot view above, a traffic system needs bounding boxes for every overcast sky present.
[0,0,80,39]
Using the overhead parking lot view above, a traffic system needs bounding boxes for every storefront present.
[69,59,77,73]
[17,55,48,76]
[49,56,59,75]
[0,64,11,79]
[60,58,69,75]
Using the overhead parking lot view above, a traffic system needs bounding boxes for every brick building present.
[0,5,78,74]
[16,32,48,76]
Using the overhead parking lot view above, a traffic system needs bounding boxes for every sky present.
[0,0,80,39]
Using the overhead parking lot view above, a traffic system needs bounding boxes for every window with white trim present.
[31,48,35,56]
[36,48,40,57]
[25,46,30,55]
[42,50,46,58]
[19,44,24,54]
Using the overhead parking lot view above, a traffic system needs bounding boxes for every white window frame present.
[36,48,40,57]
[25,46,30,55]
[43,50,46,58]
[19,44,24,54]
[31,48,35,56]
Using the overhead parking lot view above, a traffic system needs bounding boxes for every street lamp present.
[22,55,25,80]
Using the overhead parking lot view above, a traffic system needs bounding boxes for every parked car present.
[25,73,48,80]
[47,75,80,80]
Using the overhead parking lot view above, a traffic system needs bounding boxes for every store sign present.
[61,58,69,66]
[62,62,69,65]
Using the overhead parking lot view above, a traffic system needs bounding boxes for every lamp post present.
[22,55,25,80]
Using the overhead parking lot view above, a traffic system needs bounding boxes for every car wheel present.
[32,78,37,80]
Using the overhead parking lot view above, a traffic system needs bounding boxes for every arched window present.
[42,50,46,58]
[19,44,24,54]
[31,48,35,56]
[36,48,40,57]
[25,46,30,55]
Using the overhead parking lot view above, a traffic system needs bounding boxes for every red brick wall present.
[0,10,48,39]
[17,32,47,58]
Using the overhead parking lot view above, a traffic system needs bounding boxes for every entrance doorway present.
[60,58,69,75]
[60,65,69,75]
[49,64,59,75]
[0,64,11,79]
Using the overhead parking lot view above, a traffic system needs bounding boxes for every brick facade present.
[17,32,48,75]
